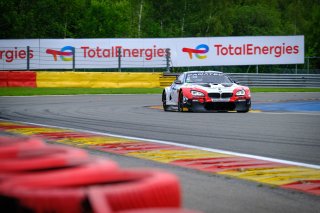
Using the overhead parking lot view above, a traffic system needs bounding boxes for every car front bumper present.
[184,99,251,112]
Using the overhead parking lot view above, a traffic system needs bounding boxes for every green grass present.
[0,87,163,96]
[0,87,320,96]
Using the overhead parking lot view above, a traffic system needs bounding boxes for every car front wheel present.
[236,99,251,113]
[237,108,250,113]
[162,91,169,111]
[177,92,184,112]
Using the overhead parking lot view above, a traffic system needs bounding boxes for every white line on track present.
[2,119,320,170]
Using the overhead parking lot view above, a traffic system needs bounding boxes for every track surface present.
[0,92,320,212]
[1,93,319,165]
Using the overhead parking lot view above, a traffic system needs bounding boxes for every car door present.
[170,73,185,104]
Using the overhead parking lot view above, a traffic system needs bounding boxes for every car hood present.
[182,83,239,93]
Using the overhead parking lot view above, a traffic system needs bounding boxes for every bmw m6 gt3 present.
[162,71,251,112]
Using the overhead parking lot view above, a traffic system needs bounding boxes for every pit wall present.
[0,71,166,88]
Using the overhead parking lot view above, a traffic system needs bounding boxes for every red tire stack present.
[0,136,201,213]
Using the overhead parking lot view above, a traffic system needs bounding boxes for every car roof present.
[183,71,224,75]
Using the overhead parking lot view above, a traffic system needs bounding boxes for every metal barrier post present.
[118,48,122,72]
[307,57,309,74]
[166,48,171,73]
[72,47,75,71]
[27,46,30,71]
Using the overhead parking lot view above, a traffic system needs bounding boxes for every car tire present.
[177,92,184,112]
[237,109,249,113]
[162,91,169,111]
[237,100,251,113]
[237,106,250,113]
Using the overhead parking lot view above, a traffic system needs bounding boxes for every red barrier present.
[0,159,119,189]
[0,71,8,87]
[117,208,202,213]
[0,136,45,159]
[89,169,181,212]
[0,136,201,213]
[0,145,89,172]
[0,169,181,213]
[0,159,120,212]
[0,71,36,87]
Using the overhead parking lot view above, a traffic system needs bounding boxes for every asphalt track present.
[0,92,320,212]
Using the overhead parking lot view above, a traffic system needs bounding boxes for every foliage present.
[1,0,319,67]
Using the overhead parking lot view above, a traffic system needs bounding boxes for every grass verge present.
[0,88,163,96]
[0,87,320,96]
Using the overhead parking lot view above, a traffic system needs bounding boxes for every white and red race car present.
[162,71,251,112]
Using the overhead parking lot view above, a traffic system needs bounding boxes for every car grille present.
[208,93,220,98]
[208,93,233,98]
[221,93,233,98]
[205,102,236,111]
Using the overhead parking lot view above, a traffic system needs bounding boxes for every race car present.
[162,71,251,112]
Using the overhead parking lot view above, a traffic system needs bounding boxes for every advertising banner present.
[0,36,304,70]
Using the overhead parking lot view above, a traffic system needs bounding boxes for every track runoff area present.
[1,98,319,197]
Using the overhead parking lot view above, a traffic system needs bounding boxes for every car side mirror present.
[174,80,182,84]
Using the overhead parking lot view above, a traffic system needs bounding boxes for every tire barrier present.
[0,169,180,213]
[0,136,201,213]
[88,169,181,212]
[116,208,202,213]
[0,159,119,189]
[0,145,89,172]
[0,136,45,158]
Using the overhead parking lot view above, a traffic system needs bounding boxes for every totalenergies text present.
[0,47,34,63]
[213,43,299,58]
[81,45,167,61]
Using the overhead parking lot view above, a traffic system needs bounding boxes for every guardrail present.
[163,73,320,87]
[229,73,320,87]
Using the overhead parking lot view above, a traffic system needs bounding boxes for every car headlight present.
[236,89,245,96]
[191,90,204,97]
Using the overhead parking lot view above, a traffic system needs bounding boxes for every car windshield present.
[185,73,233,84]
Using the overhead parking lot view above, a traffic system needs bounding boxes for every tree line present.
[1,0,319,69]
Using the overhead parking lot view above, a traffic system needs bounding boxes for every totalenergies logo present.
[46,46,74,61]
[182,44,209,59]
